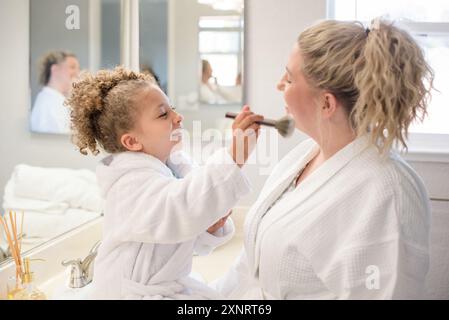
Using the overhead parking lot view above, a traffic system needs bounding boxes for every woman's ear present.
[120,133,143,152]
[50,63,59,77]
[321,92,338,119]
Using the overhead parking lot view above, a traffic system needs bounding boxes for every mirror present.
[140,0,245,135]
[28,0,121,135]
[2,0,245,265]
[0,0,120,265]
[29,0,245,137]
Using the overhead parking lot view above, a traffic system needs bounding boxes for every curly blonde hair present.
[66,66,156,155]
[298,19,434,154]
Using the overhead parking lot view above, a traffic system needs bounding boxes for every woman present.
[200,59,239,104]
[30,50,80,134]
[213,19,434,299]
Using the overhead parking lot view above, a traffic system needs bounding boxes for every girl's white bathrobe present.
[90,148,251,299]
[213,136,431,299]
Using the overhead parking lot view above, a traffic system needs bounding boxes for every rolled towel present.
[5,164,104,213]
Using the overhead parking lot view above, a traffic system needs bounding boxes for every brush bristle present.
[275,115,295,137]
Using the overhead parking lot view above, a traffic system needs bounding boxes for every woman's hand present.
[230,105,264,167]
[207,210,232,234]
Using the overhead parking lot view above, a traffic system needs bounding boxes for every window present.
[328,0,449,153]
[198,16,243,87]
[330,0,449,22]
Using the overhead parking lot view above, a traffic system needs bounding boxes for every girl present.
[67,66,263,299]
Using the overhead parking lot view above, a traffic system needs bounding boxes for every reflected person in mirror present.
[140,63,167,94]
[30,50,80,134]
[200,59,241,104]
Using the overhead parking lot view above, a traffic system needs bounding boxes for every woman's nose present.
[277,79,285,91]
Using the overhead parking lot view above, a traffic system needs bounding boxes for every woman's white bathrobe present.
[90,148,251,299]
[213,136,431,299]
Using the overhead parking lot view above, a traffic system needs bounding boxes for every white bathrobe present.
[90,148,251,299]
[213,136,431,299]
[30,86,70,134]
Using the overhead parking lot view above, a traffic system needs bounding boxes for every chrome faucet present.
[62,241,101,288]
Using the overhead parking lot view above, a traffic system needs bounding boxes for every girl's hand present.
[207,210,232,234]
[230,105,264,167]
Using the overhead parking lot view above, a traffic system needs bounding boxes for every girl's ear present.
[120,133,143,152]
[321,92,338,119]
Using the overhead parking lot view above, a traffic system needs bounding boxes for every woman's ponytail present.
[298,19,434,155]
[352,19,434,153]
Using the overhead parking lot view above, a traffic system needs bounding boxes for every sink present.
[1,207,248,300]
[0,216,102,300]
[45,276,93,300]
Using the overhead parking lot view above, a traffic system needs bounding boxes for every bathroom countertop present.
[4,208,248,299]
[192,207,246,284]
[38,233,244,299]
[192,233,243,284]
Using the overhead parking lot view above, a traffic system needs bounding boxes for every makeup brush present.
[225,112,295,138]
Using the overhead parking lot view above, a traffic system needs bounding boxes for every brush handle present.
[225,112,276,127]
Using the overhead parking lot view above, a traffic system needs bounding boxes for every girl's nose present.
[172,110,183,123]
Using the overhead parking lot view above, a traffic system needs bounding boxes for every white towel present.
[3,182,69,214]
[3,164,104,214]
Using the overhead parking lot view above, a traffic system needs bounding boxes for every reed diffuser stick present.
[0,216,18,267]
[19,212,24,253]
[10,212,19,256]
[0,211,24,282]
[9,212,20,279]
[11,212,23,278]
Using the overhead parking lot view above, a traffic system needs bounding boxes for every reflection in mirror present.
[29,0,120,135]
[140,0,244,135]
[198,15,243,105]
[30,51,80,134]
[0,0,119,266]
[139,0,168,94]
[0,164,104,265]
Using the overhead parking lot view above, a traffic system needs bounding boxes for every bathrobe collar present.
[246,135,372,277]
[96,151,175,197]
